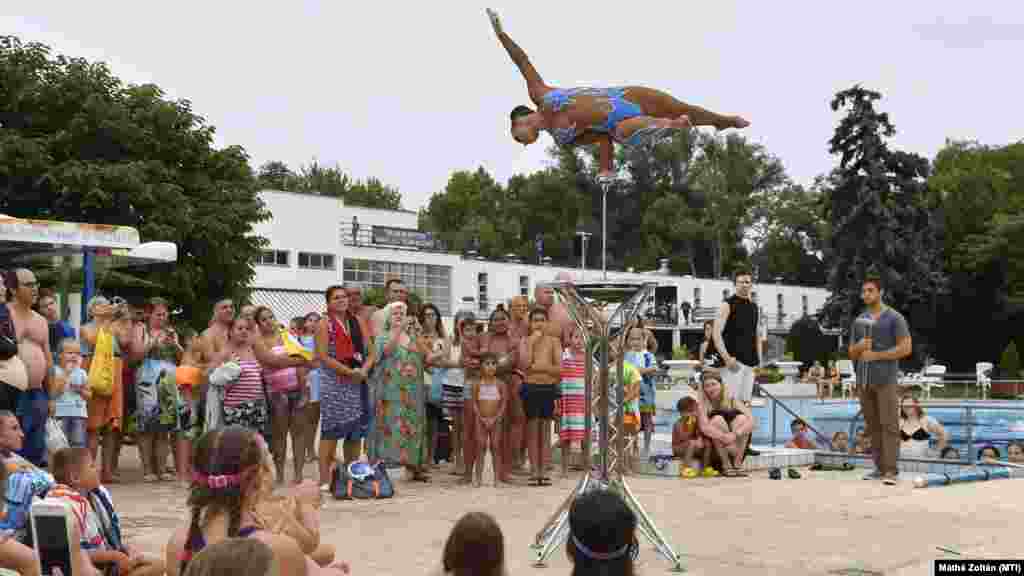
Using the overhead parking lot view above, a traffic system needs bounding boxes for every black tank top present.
[722,295,759,367]
[704,338,723,367]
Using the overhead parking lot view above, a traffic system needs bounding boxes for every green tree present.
[689,133,787,278]
[748,183,828,285]
[257,160,299,191]
[1000,340,1021,379]
[346,176,402,211]
[0,36,268,329]
[256,158,403,210]
[820,86,947,350]
[927,140,1024,370]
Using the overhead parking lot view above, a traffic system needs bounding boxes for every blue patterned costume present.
[541,87,675,148]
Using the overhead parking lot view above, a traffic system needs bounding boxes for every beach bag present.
[331,461,394,500]
[87,329,116,397]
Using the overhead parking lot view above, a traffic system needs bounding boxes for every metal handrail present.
[765,396,1024,461]
[760,386,832,446]
[834,400,1024,465]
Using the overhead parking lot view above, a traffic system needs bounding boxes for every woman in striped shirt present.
[212,318,305,439]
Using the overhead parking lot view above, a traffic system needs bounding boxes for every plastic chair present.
[919,364,947,400]
[837,359,856,399]
[976,362,994,399]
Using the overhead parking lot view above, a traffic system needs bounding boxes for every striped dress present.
[222,359,268,433]
[559,350,586,443]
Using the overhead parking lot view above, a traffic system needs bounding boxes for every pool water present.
[651,394,1024,457]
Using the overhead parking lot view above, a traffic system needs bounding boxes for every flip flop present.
[723,468,741,478]
[787,468,802,479]
[769,467,782,480]
[540,477,552,486]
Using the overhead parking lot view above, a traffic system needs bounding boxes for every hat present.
[0,355,28,391]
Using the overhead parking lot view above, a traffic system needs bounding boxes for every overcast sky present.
[5,2,1023,211]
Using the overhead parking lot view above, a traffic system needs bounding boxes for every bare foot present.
[671,115,692,129]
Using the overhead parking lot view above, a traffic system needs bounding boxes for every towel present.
[280,328,313,361]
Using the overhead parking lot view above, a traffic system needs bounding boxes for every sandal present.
[722,468,741,478]
[701,467,719,478]
[769,467,782,480]
[681,467,698,479]
[159,472,176,482]
[539,476,552,486]
[787,468,802,479]
[143,474,159,483]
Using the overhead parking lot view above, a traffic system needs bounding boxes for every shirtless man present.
[534,283,574,346]
[521,307,562,486]
[200,299,235,371]
[487,9,748,178]
[4,269,52,467]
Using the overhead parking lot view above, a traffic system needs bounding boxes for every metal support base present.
[531,281,685,572]
[530,471,685,572]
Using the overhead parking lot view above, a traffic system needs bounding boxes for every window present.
[693,287,701,309]
[802,294,809,316]
[258,250,289,267]
[298,252,336,270]
[342,258,453,316]
[519,275,529,297]
[478,272,489,312]
[722,289,729,301]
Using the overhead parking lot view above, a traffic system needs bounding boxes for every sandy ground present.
[103,447,1024,576]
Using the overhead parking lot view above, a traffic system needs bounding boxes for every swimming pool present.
[652,395,1024,457]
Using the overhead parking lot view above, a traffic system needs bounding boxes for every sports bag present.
[331,461,394,500]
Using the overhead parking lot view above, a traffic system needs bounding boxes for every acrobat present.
[487,8,750,178]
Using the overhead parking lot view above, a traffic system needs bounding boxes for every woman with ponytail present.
[164,426,349,576]
[566,490,638,576]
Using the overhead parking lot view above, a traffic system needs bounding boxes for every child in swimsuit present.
[473,353,507,488]
[673,396,715,478]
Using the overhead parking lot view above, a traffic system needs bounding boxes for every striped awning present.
[249,289,325,323]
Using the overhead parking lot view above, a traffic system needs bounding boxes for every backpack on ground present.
[331,460,395,501]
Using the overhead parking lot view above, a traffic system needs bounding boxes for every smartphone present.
[29,499,73,576]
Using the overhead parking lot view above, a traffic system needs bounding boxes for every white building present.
[249,190,832,354]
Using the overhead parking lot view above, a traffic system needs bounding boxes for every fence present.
[764,395,1024,465]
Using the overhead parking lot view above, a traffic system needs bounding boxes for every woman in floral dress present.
[372,302,432,482]
[135,297,183,483]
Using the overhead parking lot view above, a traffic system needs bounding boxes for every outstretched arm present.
[487,9,548,106]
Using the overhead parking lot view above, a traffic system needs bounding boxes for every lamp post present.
[575,230,592,281]
[597,178,616,279]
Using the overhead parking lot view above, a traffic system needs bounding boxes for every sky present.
[5,2,1024,211]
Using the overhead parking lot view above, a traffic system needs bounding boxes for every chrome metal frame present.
[530,280,684,572]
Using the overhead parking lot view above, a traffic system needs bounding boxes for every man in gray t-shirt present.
[848,277,912,484]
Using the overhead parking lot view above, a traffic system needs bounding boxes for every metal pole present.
[601,182,609,280]
[81,249,95,323]
[576,231,590,282]
[965,406,975,465]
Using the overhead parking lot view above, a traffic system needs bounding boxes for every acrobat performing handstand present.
[487,8,750,178]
